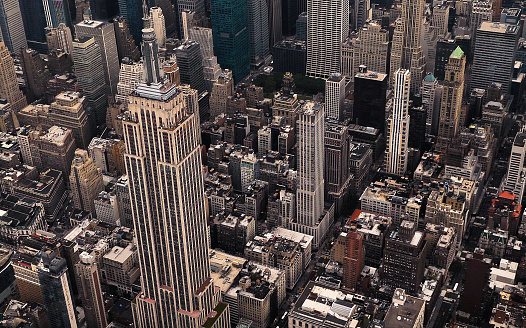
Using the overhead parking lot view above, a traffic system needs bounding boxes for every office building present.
[75,252,107,328]
[75,20,120,96]
[353,67,388,134]
[43,0,72,28]
[89,0,118,20]
[421,73,442,135]
[295,12,307,41]
[117,0,143,43]
[425,189,468,245]
[324,121,351,212]
[46,23,74,55]
[306,0,349,78]
[176,40,206,94]
[247,0,269,68]
[268,0,282,48]
[113,17,141,61]
[125,28,229,328]
[272,39,306,75]
[210,70,234,119]
[30,126,76,178]
[325,73,345,120]
[116,58,143,104]
[459,249,490,322]
[0,0,27,53]
[470,0,492,30]
[471,22,519,95]
[19,0,47,52]
[0,43,26,112]
[354,0,370,30]
[380,220,426,295]
[188,27,222,92]
[503,132,526,203]
[211,0,250,83]
[342,225,364,290]
[436,47,466,153]
[434,38,458,81]
[383,289,425,328]
[49,92,92,149]
[38,249,77,328]
[102,243,140,295]
[69,149,104,213]
[72,37,107,127]
[291,101,334,246]
[389,0,426,92]
[149,6,166,47]
[385,69,410,176]
[282,0,298,36]
[341,21,389,81]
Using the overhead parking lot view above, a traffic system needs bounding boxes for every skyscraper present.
[0,42,27,112]
[421,73,442,135]
[470,0,492,30]
[89,0,119,20]
[176,0,205,32]
[149,6,166,47]
[354,0,370,30]
[324,121,351,212]
[210,70,234,119]
[0,0,27,53]
[175,40,206,93]
[385,69,410,176]
[75,253,107,328]
[291,101,333,246]
[389,0,426,92]
[38,249,78,328]
[46,23,74,55]
[502,132,526,203]
[20,48,51,102]
[436,47,466,153]
[126,28,230,328]
[247,0,270,68]
[188,27,222,92]
[211,0,250,83]
[42,0,72,28]
[325,73,345,121]
[118,0,144,43]
[19,0,47,52]
[306,0,348,78]
[75,20,120,96]
[471,22,519,96]
[72,37,107,126]
[353,67,388,135]
[113,17,141,61]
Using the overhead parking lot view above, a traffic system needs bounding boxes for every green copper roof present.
[424,73,435,82]
[450,46,464,59]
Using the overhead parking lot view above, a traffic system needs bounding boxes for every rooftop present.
[209,250,246,294]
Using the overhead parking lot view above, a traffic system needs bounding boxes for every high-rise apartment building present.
[389,0,426,92]
[75,20,120,96]
[306,0,349,78]
[210,70,234,118]
[72,37,107,126]
[75,252,107,328]
[385,69,410,176]
[126,28,230,328]
[0,42,26,112]
[0,0,27,53]
[149,6,166,47]
[325,73,345,121]
[502,132,526,203]
[353,67,388,134]
[421,73,442,135]
[341,21,389,81]
[211,0,250,83]
[471,22,519,96]
[436,47,466,153]
[69,149,104,213]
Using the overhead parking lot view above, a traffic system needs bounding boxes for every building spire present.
[141,28,161,84]
[142,0,150,28]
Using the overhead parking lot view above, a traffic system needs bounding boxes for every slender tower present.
[389,0,425,92]
[127,28,230,328]
[385,69,410,176]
